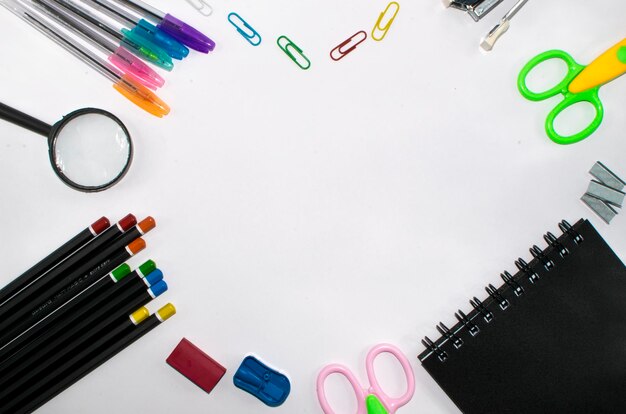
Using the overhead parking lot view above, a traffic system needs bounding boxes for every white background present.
[1,0,625,412]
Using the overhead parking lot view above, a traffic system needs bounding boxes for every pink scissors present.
[316,343,416,414]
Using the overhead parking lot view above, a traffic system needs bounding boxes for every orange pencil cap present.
[126,238,146,255]
[138,217,156,234]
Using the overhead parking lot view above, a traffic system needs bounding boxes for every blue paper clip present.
[372,2,400,41]
[277,35,311,70]
[228,12,261,46]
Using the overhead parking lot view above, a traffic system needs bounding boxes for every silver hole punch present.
[184,0,212,16]
[443,0,503,21]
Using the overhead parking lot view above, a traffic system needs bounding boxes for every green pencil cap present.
[138,259,157,277]
[111,263,132,282]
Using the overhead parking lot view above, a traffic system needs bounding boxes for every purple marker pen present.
[113,0,215,53]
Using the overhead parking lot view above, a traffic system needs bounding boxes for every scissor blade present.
[569,38,626,93]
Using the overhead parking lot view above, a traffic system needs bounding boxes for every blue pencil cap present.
[144,269,164,287]
[149,280,168,298]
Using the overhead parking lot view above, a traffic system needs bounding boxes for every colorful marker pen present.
[0,0,170,116]
[29,0,163,88]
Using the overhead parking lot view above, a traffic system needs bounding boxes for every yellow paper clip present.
[330,31,367,61]
[277,35,311,70]
[371,2,400,41]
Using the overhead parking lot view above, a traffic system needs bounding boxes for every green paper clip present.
[277,35,311,70]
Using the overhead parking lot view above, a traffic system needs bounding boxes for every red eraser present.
[166,338,226,394]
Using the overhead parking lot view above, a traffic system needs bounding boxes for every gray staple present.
[590,161,625,191]
[581,193,618,224]
[586,180,625,208]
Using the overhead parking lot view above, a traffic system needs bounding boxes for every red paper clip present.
[330,31,367,61]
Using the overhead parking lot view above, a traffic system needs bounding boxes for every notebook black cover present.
[419,219,626,413]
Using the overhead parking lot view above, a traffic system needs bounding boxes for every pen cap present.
[149,280,168,298]
[118,214,137,231]
[127,238,146,255]
[134,19,189,60]
[91,217,110,234]
[109,47,164,90]
[137,259,157,277]
[111,263,132,282]
[113,74,170,118]
[121,30,174,71]
[156,303,176,321]
[130,307,150,325]
[144,269,164,286]
[137,216,156,234]
[158,14,215,53]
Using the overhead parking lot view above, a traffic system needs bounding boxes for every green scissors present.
[518,39,626,145]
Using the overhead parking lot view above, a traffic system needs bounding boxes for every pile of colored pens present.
[0,0,215,117]
[0,214,175,414]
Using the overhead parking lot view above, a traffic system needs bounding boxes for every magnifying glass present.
[0,102,133,192]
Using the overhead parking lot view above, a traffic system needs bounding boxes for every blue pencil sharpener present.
[233,355,291,407]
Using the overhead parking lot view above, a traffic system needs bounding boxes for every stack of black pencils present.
[0,214,175,413]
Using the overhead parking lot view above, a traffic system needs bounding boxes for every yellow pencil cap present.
[156,303,176,322]
[130,307,150,325]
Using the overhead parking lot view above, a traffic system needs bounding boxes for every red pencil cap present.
[166,338,226,394]
[118,214,137,232]
[90,217,110,235]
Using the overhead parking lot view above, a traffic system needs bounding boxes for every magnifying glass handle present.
[0,102,52,137]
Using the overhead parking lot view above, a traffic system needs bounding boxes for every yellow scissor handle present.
[570,38,626,93]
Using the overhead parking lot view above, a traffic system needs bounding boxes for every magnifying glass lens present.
[53,112,131,189]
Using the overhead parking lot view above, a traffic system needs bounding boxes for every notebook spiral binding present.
[421,220,584,363]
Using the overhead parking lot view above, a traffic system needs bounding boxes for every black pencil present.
[18,217,155,323]
[0,260,157,365]
[0,271,165,382]
[0,216,110,308]
[0,279,168,396]
[0,214,136,320]
[3,304,176,414]
[0,237,147,349]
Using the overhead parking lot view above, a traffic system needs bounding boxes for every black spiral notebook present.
[419,219,626,413]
